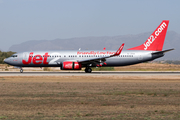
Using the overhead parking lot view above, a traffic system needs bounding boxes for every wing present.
[77,43,124,66]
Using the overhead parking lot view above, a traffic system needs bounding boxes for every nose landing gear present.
[85,67,92,73]
[20,68,23,73]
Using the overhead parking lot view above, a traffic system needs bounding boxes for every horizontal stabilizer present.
[152,49,174,55]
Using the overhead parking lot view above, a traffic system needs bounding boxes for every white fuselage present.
[4,50,163,68]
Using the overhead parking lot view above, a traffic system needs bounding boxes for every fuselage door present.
[23,52,29,61]
[17,53,20,63]
[138,55,143,60]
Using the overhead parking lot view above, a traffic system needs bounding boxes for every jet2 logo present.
[144,22,167,50]
[22,52,50,65]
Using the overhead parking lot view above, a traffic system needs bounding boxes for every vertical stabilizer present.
[128,20,169,51]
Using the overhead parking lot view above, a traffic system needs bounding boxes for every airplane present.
[4,20,174,73]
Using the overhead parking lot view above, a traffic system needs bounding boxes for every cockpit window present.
[11,55,18,57]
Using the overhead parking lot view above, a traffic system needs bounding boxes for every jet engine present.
[61,61,82,70]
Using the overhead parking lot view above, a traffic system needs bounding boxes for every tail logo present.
[144,22,167,50]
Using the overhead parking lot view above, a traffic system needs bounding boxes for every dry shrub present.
[43,67,51,71]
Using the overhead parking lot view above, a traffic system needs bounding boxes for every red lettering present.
[33,55,42,65]
[22,52,49,65]
[22,52,33,65]
[43,52,50,65]
[77,51,116,55]
[77,51,81,55]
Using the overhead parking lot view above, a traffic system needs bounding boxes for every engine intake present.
[61,61,82,70]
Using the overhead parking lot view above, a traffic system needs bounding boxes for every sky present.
[0,0,180,51]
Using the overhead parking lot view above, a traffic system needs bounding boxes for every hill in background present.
[9,31,180,60]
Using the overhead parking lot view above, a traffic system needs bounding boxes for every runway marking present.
[0,71,180,76]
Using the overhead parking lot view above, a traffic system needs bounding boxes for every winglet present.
[111,43,124,56]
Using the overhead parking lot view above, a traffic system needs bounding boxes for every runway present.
[0,71,180,76]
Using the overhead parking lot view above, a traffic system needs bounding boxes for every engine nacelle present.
[61,61,82,70]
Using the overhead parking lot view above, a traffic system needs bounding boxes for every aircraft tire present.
[85,68,92,73]
[20,69,23,73]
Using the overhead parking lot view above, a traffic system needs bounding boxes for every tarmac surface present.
[0,71,180,76]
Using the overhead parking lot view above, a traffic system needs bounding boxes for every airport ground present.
[0,63,180,119]
[0,74,180,120]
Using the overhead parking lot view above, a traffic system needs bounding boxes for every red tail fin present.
[128,20,169,51]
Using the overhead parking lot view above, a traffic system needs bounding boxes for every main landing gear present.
[85,67,92,73]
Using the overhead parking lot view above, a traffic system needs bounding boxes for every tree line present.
[0,51,16,64]
[163,60,180,65]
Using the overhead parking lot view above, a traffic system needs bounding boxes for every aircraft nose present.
[4,58,7,63]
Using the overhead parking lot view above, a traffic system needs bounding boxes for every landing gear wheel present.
[85,68,92,73]
[20,69,23,73]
